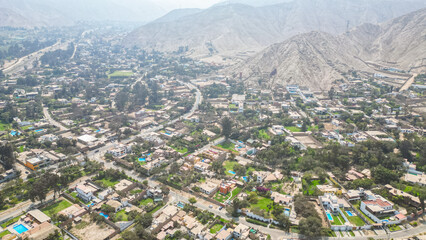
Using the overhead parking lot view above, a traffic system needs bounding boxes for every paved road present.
[2,40,67,75]
[43,107,68,131]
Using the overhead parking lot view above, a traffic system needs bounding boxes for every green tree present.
[221,117,232,139]
[189,197,197,205]
[299,216,323,237]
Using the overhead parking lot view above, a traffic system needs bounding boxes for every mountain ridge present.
[232,8,426,91]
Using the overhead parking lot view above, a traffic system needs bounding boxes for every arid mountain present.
[0,0,166,27]
[232,8,426,91]
[124,0,426,57]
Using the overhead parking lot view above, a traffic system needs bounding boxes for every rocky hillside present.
[232,8,426,91]
[124,0,426,57]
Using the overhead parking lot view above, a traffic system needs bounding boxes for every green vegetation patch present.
[210,224,223,234]
[389,225,402,232]
[285,126,301,132]
[139,198,153,206]
[115,210,128,221]
[217,141,238,153]
[42,199,72,217]
[250,196,274,212]
[0,122,11,131]
[330,213,345,225]
[223,160,239,175]
[1,215,22,228]
[258,129,270,140]
[303,179,320,195]
[342,209,365,226]
[0,230,11,238]
[97,178,119,187]
[171,146,188,154]
[108,70,133,78]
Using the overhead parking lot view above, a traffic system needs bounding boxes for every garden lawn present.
[97,178,119,187]
[115,210,128,221]
[285,126,301,132]
[0,230,11,238]
[352,201,375,224]
[217,141,238,153]
[342,209,365,226]
[108,71,133,78]
[223,161,239,175]
[139,198,153,206]
[210,224,223,234]
[1,215,22,228]
[171,146,188,154]
[303,180,320,195]
[214,191,229,203]
[0,122,10,131]
[258,129,270,140]
[389,225,402,232]
[330,213,345,225]
[148,204,163,214]
[42,199,72,217]
[250,196,274,212]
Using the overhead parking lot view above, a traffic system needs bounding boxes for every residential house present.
[75,181,99,202]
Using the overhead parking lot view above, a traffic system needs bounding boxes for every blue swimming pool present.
[242,176,248,182]
[326,212,333,221]
[165,132,172,135]
[138,158,146,162]
[87,202,95,207]
[346,210,354,217]
[177,202,185,208]
[95,129,100,133]
[284,208,290,216]
[382,219,389,223]
[228,170,236,175]
[13,224,29,234]
[99,212,109,219]
[10,130,17,136]
[35,129,44,133]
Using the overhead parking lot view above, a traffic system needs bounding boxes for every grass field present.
[171,146,188,154]
[1,215,22,228]
[285,126,301,132]
[223,161,239,175]
[210,224,223,234]
[250,196,274,212]
[258,129,270,140]
[330,213,345,225]
[139,198,153,206]
[0,230,11,238]
[214,187,242,203]
[217,141,238,153]
[115,210,128,221]
[352,201,375,224]
[42,199,72,217]
[108,70,133,78]
[342,209,365,226]
[389,225,402,232]
[303,179,320,195]
[97,178,119,187]
[0,122,10,131]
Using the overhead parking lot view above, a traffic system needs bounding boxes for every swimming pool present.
[10,130,17,136]
[242,176,248,182]
[284,208,290,216]
[13,224,29,234]
[326,212,333,221]
[346,210,354,217]
[177,202,185,208]
[35,129,44,133]
[87,202,95,207]
[165,132,172,135]
[138,158,146,162]
[99,212,109,219]
[95,129,100,133]
[382,219,389,223]
[228,170,236,175]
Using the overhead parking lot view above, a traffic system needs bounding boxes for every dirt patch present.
[294,135,322,149]
[70,214,115,240]
[312,201,328,227]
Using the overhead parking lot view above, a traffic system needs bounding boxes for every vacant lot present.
[70,214,115,240]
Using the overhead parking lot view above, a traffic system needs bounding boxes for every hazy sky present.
[155,0,224,11]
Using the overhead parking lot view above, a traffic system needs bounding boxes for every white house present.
[75,182,99,202]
